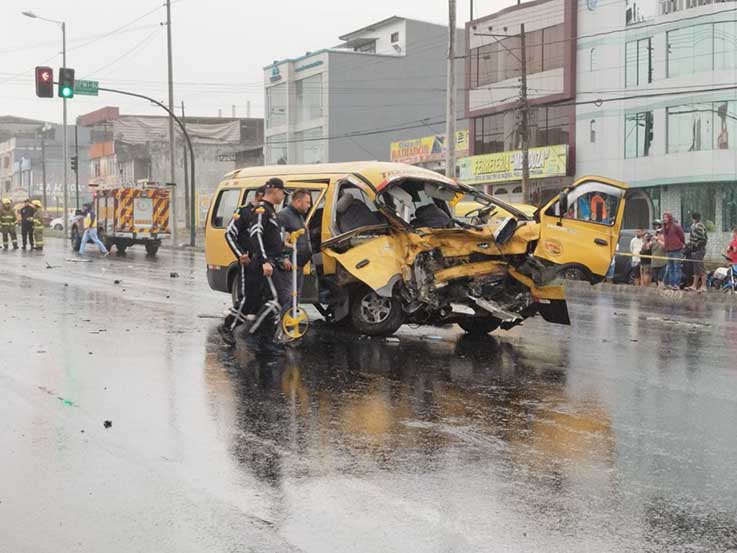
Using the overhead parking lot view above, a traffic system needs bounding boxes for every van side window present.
[211,189,242,228]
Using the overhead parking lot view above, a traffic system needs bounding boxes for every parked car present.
[50,214,77,230]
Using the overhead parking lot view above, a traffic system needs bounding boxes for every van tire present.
[70,226,81,251]
[349,286,404,337]
[145,242,160,256]
[457,316,500,336]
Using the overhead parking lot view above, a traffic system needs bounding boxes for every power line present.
[81,28,162,79]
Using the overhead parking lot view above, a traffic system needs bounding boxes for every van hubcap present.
[359,292,392,324]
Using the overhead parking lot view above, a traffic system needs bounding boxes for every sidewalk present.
[565,280,737,304]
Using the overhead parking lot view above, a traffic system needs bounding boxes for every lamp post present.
[22,10,68,238]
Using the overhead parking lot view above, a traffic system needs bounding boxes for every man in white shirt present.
[629,228,644,285]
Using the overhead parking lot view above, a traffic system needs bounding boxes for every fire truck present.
[71,181,171,256]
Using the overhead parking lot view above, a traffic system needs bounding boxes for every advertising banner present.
[390,130,469,164]
[458,144,567,185]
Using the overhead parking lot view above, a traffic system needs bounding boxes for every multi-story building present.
[576,0,737,255]
[464,0,577,205]
[78,107,263,225]
[262,16,465,165]
[0,121,91,209]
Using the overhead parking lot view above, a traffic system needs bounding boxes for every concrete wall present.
[328,20,465,162]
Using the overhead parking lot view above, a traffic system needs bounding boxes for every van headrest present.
[336,193,354,214]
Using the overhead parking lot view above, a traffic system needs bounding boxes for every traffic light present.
[35,66,53,98]
[70,155,78,174]
[58,67,75,98]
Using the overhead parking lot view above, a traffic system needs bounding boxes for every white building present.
[262,16,465,165]
[576,0,737,256]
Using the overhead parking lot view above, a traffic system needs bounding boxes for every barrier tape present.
[615,251,717,264]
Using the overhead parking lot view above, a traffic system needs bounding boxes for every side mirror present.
[558,191,569,215]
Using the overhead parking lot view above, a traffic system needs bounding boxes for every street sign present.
[74,79,99,96]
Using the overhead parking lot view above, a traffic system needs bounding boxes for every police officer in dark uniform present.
[220,178,289,354]
[221,186,265,344]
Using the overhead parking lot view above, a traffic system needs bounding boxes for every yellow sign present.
[458,144,568,185]
[390,130,469,164]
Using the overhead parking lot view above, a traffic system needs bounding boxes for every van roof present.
[224,161,456,189]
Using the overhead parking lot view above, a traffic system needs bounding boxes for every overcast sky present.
[1,0,513,124]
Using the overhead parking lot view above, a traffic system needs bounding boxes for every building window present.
[267,133,288,165]
[589,47,597,72]
[473,105,570,156]
[667,23,731,77]
[1,156,8,169]
[625,37,652,87]
[590,119,597,143]
[295,74,323,123]
[723,185,737,232]
[666,104,713,153]
[294,127,324,164]
[541,23,565,71]
[471,23,564,88]
[624,111,653,158]
[266,84,287,129]
[355,41,376,53]
[391,32,399,43]
[680,186,716,232]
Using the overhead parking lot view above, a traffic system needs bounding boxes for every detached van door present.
[534,177,627,280]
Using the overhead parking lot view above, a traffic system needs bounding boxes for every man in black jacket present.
[276,188,312,303]
[19,199,35,250]
[220,179,289,353]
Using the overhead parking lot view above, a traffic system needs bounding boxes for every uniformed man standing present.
[31,200,44,251]
[221,186,265,344]
[0,198,19,250]
[19,199,35,250]
[221,178,289,354]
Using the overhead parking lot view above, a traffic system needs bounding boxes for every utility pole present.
[519,23,531,204]
[165,0,177,246]
[181,101,190,236]
[74,123,80,209]
[446,0,457,179]
[41,133,47,209]
[62,21,68,237]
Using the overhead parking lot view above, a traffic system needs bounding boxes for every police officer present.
[0,198,19,250]
[220,187,266,344]
[19,199,35,250]
[221,179,289,354]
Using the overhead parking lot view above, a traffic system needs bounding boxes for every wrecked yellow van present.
[205,162,626,337]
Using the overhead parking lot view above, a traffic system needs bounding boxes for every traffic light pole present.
[62,21,68,239]
[74,124,79,209]
[97,85,196,247]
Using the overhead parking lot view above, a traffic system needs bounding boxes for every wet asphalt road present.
[2,238,737,553]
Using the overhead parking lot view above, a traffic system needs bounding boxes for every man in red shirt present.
[727,225,737,265]
[662,212,685,289]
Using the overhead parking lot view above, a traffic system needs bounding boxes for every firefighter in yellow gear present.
[0,198,18,250]
[31,200,44,251]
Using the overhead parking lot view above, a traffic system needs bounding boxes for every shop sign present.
[390,130,469,164]
[458,144,568,185]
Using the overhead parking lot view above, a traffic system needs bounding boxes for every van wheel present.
[349,286,404,337]
[115,241,128,256]
[457,316,500,336]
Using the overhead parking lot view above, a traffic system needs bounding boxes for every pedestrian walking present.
[686,211,708,292]
[661,212,685,289]
[629,228,644,285]
[31,200,45,251]
[275,188,312,304]
[19,199,35,250]
[0,198,19,250]
[78,203,109,256]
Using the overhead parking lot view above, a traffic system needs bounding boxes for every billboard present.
[390,130,469,164]
[458,144,568,185]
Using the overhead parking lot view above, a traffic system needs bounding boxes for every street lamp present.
[22,10,69,239]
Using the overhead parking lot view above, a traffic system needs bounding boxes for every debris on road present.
[169,272,179,278]
[103,420,112,429]
[113,279,121,285]
[65,257,91,263]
